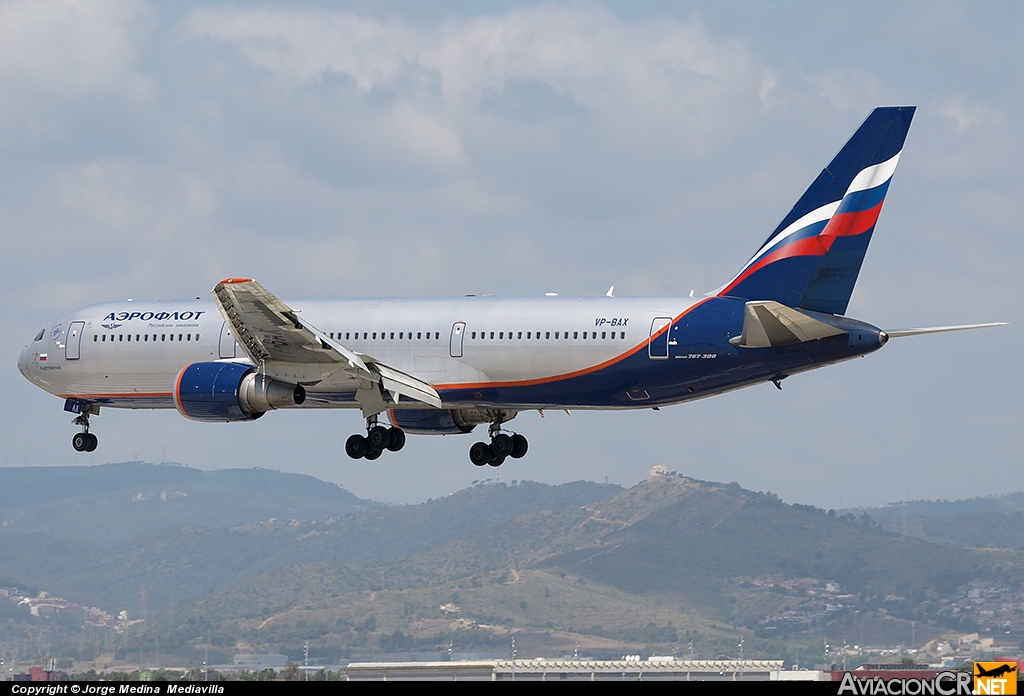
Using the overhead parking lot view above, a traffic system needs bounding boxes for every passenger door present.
[65,321,85,360]
[648,317,671,360]
[449,322,466,358]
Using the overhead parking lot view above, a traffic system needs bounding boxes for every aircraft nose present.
[17,345,32,380]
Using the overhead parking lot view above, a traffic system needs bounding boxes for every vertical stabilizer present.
[718,106,915,315]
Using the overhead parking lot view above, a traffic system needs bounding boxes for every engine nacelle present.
[388,408,475,435]
[387,407,516,435]
[174,362,305,422]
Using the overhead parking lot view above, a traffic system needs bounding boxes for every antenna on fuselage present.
[606,286,614,297]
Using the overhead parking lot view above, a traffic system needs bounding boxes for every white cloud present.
[0,0,153,135]
[938,96,1004,132]
[183,4,763,157]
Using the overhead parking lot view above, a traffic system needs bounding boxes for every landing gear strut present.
[346,414,405,460]
[469,421,528,467]
[71,412,98,452]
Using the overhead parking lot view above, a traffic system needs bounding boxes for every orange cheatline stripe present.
[218,277,254,285]
[434,298,709,391]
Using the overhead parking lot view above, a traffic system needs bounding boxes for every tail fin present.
[718,106,915,315]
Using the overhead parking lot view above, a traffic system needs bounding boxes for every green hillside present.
[0,462,370,545]
[4,465,1023,668]
[0,472,620,612]
[139,474,1023,665]
[854,493,1024,549]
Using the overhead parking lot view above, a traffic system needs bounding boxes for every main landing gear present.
[469,423,528,468]
[71,412,98,452]
[345,415,406,460]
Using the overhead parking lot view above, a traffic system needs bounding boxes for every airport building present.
[342,658,805,681]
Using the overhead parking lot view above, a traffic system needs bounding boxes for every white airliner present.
[17,107,1004,466]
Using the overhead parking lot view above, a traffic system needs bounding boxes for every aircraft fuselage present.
[18,294,885,413]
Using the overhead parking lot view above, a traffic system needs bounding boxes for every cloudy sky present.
[2,0,1020,508]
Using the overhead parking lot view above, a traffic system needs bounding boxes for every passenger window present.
[602,332,606,339]
[545,332,550,339]
[518,332,522,339]
[435,332,439,339]
[620,331,625,338]
[390,332,394,339]
[417,332,421,339]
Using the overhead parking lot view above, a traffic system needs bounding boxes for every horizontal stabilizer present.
[885,322,1008,338]
[730,301,846,348]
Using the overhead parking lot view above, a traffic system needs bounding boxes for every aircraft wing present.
[729,300,847,348]
[212,278,441,416]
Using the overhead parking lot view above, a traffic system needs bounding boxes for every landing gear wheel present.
[85,433,98,452]
[488,454,506,468]
[72,433,88,452]
[345,434,369,459]
[364,448,382,461]
[386,427,406,452]
[510,434,528,459]
[469,442,491,466]
[491,433,513,458]
[367,425,390,452]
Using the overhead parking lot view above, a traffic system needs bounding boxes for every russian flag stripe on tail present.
[718,107,915,315]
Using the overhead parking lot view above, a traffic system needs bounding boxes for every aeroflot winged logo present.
[975,662,1017,695]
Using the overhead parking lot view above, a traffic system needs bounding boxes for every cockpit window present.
[34,329,45,342]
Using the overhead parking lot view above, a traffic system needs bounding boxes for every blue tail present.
[718,106,915,315]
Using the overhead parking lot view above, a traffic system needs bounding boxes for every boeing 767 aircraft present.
[17,107,1004,466]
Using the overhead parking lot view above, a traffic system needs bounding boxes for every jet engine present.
[174,362,305,422]
[388,407,516,435]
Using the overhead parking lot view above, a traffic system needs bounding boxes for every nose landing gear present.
[71,411,98,452]
[345,415,405,460]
